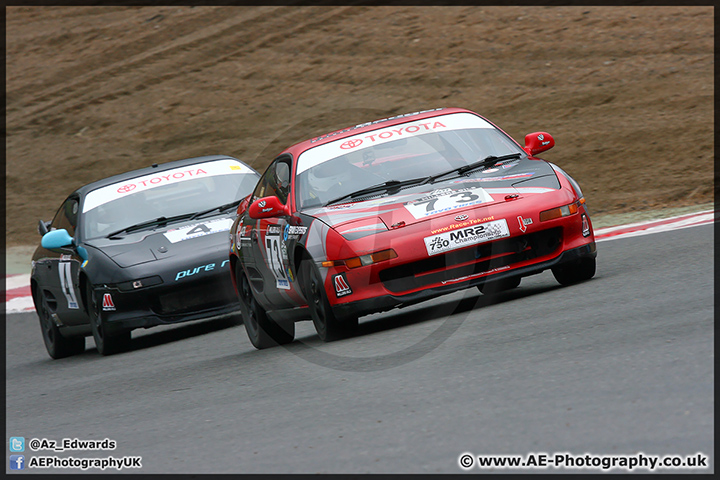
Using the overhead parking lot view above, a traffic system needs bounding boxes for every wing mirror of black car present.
[249,196,289,219]
[37,219,52,236]
[40,229,89,261]
[523,131,555,156]
[41,229,74,250]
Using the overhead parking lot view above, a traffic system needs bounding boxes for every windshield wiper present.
[190,199,243,220]
[326,177,431,206]
[429,153,523,183]
[106,213,197,238]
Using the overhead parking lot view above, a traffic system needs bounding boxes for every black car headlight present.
[116,275,164,292]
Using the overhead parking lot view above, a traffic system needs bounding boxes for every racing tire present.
[552,256,597,286]
[86,283,131,356]
[299,256,358,342]
[236,264,294,349]
[35,289,85,359]
[478,276,521,295]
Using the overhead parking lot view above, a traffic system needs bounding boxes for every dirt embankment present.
[5,6,714,247]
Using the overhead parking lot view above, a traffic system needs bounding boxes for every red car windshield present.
[295,113,522,210]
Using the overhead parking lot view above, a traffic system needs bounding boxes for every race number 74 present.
[265,234,290,290]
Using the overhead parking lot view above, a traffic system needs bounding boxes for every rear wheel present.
[299,256,358,342]
[86,283,131,356]
[478,276,521,295]
[552,256,596,286]
[35,289,85,359]
[236,263,294,349]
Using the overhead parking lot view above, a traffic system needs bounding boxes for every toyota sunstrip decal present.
[404,186,494,219]
[163,218,233,243]
[83,159,254,212]
[424,219,510,256]
[309,108,445,144]
[297,112,494,175]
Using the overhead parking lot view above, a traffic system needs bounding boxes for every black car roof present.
[72,155,255,197]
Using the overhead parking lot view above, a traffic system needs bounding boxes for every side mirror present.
[248,196,289,219]
[41,229,74,249]
[38,220,51,236]
[523,132,555,156]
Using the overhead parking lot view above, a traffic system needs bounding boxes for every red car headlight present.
[539,198,585,222]
[321,248,398,269]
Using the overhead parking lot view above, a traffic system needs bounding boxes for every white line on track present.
[594,210,713,242]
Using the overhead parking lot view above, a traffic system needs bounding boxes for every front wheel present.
[86,283,131,356]
[552,256,596,286]
[236,264,294,349]
[299,257,358,342]
[35,289,85,359]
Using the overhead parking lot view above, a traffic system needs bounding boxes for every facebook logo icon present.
[9,437,25,452]
[10,455,25,470]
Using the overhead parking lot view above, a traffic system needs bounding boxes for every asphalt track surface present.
[5,224,714,474]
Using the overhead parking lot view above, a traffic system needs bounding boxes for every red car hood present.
[304,178,559,238]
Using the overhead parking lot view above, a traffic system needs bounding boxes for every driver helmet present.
[307,157,352,195]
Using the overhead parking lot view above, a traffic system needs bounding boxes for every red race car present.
[229,107,596,348]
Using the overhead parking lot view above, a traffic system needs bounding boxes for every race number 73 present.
[405,188,492,219]
[414,191,480,212]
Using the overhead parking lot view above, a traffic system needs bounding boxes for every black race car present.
[32,155,260,358]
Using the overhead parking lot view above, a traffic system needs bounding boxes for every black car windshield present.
[295,112,524,210]
[81,159,259,239]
